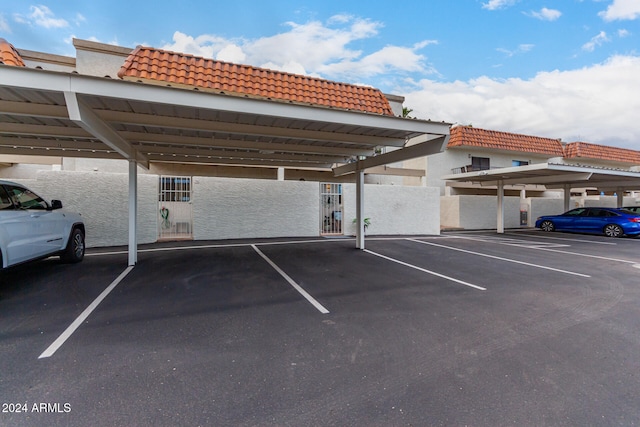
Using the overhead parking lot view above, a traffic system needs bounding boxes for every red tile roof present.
[564,141,640,164]
[448,126,565,156]
[117,46,394,116]
[0,38,25,67]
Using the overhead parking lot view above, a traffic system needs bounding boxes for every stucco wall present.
[441,195,526,230]
[343,184,440,235]
[8,172,443,247]
[15,171,158,248]
[528,198,567,226]
[192,177,319,240]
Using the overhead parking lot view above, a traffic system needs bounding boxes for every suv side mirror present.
[50,200,63,210]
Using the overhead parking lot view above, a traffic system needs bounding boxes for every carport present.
[443,162,640,233]
[0,65,450,264]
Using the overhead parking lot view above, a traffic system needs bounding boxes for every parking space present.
[2,232,640,426]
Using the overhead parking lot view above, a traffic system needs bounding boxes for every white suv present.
[0,180,85,269]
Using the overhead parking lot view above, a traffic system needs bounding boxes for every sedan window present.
[6,185,49,210]
[564,208,588,216]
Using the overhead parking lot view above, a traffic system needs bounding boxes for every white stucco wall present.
[528,198,568,225]
[441,195,526,230]
[14,171,158,248]
[584,196,639,208]
[343,184,440,235]
[192,177,319,240]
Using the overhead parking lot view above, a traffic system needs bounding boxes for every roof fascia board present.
[64,91,149,168]
[500,172,593,186]
[479,172,593,186]
[548,163,640,177]
[333,134,449,176]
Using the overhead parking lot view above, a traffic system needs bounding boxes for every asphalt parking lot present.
[1,231,640,426]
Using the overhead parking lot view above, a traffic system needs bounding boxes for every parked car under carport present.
[0,180,85,269]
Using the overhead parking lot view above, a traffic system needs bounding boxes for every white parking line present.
[535,247,639,265]
[39,266,135,359]
[251,245,330,314]
[446,234,636,266]
[363,249,486,291]
[408,239,591,278]
[505,232,618,245]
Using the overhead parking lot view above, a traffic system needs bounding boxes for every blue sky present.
[2,1,640,149]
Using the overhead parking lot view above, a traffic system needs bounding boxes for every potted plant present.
[352,217,371,234]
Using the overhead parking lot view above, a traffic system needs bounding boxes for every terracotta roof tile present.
[117,46,394,116]
[448,126,565,156]
[0,38,25,67]
[564,142,640,164]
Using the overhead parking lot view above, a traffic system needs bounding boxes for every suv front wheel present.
[61,228,85,263]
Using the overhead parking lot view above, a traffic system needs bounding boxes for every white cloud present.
[482,0,518,10]
[216,44,246,64]
[527,7,562,21]
[28,5,68,29]
[599,0,640,21]
[162,31,235,58]
[403,55,640,149]
[618,28,631,37]
[582,31,611,51]
[163,16,437,81]
[0,14,11,33]
[497,44,534,57]
[74,13,86,26]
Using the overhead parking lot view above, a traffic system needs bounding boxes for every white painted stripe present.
[536,247,638,265]
[39,266,135,359]
[251,245,330,314]
[505,232,617,245]
[408,238,592,278]
[363,249,486,291]
[85,238,352,257]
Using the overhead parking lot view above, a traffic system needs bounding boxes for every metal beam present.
[333,135,449,176]
[363,165,425,177]
[64,92,149,168]
[497,172,593,186]
[356,170,365,250]
[128,160,137,266]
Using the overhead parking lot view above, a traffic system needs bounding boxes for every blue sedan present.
[535,207,640,238]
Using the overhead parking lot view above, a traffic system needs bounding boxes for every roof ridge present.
[122,45,377,91]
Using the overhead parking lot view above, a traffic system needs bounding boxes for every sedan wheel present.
[604,224,623,238]
[540,220,555,232]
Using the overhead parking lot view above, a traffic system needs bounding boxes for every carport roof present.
[0,44,450,172]
[443,162,640,191]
